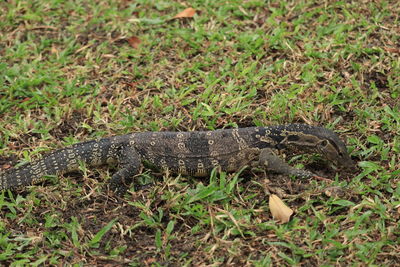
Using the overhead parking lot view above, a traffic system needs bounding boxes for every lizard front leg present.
[109,145,141,195]
[257,148,315,178]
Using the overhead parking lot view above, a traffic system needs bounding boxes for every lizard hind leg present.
[109,145,142,195]
[258,148,314,178]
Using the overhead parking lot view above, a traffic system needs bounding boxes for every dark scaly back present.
[132,129,252,176]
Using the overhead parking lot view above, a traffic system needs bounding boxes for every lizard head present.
[314,136,356,171]
[281,124,356,171]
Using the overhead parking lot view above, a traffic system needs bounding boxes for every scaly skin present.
[0,124,355,194]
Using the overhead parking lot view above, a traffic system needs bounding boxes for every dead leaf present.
[1,164,11,170]
[144,257,156,265]
[173,8,196,19]
[384,47,400,54]
[124,81,137,89]
[269,194,293,223]
[50,45,58,54]
[127,36,141,49]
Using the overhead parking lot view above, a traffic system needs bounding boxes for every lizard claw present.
[109,177,129,196]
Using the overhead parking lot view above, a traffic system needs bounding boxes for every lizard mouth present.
[337,158,357,172]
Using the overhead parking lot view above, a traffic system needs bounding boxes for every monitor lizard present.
[0,124,355,194]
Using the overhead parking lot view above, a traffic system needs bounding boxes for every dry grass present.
[0,0,399,265]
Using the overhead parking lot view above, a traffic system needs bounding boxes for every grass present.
[0,0,399,265]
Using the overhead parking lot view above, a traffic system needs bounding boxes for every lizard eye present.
[320,140,329,147]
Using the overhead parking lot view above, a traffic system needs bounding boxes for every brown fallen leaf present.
[1,164,11,172]
[127,36,141,49]
[269,194,293,223]
[50,45,58,54]
[173,8,196,19]
[144,257,157,265]
[384,47,400,54]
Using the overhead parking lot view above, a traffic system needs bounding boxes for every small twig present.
[312,175,333,183]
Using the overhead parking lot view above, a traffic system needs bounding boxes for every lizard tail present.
[1,138,115,191]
